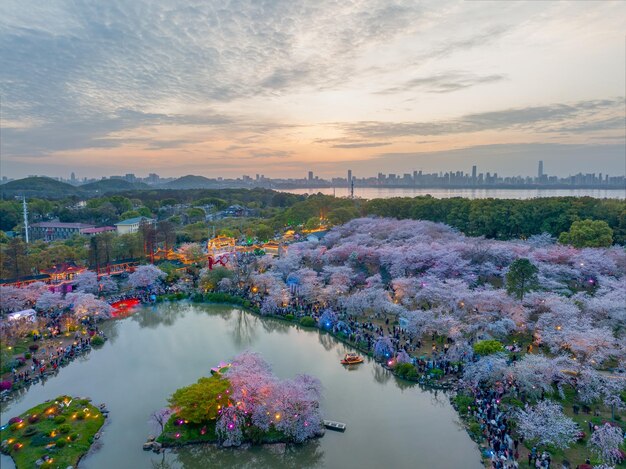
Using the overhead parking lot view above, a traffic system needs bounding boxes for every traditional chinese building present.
[41,262,87,292]
[207,235,236,256]
[94,258,140,276]
[261,240,287,257]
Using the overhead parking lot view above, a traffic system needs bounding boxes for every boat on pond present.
[340,353,364,365]
[210,362,231,375]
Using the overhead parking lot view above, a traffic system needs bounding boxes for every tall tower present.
[347,169,352,186]
[308,171,313,182]
[538,161,544,179]
[472,165,477,183]
[22,196,29,243]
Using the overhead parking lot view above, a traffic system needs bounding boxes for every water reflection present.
[317,332,335,352]
[372,364,393,384]
[1,303,482,469]
[228,309,258,347]
[131,302,185,328]
[169,440,325,469]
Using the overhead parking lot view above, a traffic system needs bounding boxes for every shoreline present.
[2,295,490,466]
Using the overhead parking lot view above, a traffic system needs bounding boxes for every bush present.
[54,415,66,424]
[191,293,204,302]
[394,362,417,379]
[79,399,90,405]
[76,412,85,420]
[24,352,32,359]
[90,336,105,347]
[473,340,504,356]
[468,421,482,437]
[429,368,444,379]
[30,434,53,447]
[454,394,475,416]
[299,316,316,327]
[69,433,79,441]
[28,344,39,352]
[59,424,71,434]
[55,439,66,448]
[0,381,12,391]
[28,414,39,424]
[24,426,39,437]
[284,314,294,321]
[8,417,22,425]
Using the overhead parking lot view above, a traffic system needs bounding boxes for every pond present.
[1,303,482,469]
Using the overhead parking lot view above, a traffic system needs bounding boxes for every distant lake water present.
[278,187,625,200]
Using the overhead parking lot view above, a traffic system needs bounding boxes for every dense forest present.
[1,189,624,280]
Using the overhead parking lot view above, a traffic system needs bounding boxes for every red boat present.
[341,353,364,365]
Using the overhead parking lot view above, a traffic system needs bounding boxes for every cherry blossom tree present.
[66,292,113,320]
[35,291,67,312]
[318,309,338,330]
[215,405,244,447]
[0,286,30,313]
[396,350,411,364]
[514,400,579,450]
[511,354,572,398]
[462,354,510,387]
[127,265,166,290]
[373,336,394,360]
[588,423,624,465]
[74,271,100,293]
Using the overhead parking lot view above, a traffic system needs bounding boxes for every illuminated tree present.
[373,336,394,360]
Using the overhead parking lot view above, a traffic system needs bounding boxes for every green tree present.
[112,233,143,259]
[558,219,613,248]
[199,267,234,291]
[120,210,141,220]
[185,207,206,223]
[1,238,31,279]
[168,376,231,424]
[473,340,504,356]
[254,224,273,242]
[506,258,539,300]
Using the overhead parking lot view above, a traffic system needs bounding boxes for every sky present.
[1,0,625,180]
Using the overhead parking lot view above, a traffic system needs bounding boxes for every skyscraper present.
[308,171,313,181]
[471,165,477,182]
[347,169,352,185]
[538,161,544,179]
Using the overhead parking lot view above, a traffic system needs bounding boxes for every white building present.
[114,216,155,234]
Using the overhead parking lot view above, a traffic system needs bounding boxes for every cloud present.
[318,142,626,176]
[376,72,505,95]
[332,142,392,148]
[339,98,624,138]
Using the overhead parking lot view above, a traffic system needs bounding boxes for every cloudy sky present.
[1,0,624,179]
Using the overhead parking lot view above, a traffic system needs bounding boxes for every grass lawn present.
[0,395,105,469]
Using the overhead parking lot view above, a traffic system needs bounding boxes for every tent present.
[6,309,37,322]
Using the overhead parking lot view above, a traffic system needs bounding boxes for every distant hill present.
[162,175,216,189]
[80,179,150,193]
[0,177,83,198]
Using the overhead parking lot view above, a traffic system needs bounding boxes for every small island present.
[153,352,324,448]
[0,395,105,469]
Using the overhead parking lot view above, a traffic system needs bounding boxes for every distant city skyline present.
[1,1,625,178]
[4,160,624,190]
